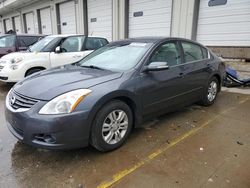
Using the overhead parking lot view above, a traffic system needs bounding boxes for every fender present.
[87,90,143,131]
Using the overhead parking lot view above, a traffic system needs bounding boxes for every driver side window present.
[60,36,85,52]
[149,42,181,66]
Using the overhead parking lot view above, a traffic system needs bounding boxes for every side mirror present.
[144,62,169,72]
[55,46,61,53]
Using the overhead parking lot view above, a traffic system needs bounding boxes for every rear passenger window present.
[60,36,85,52]
[182,42,205,63]
[85,38,108,50]
[201,47,208,59]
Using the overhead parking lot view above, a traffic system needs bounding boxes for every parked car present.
[5,37,225,151]
[0,34,109,82]
[0,34,44,58]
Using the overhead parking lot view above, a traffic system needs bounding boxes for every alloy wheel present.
[207,81,217,102]
[102,110,129,145]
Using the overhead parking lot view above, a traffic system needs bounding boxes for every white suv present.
[0,34,108,82]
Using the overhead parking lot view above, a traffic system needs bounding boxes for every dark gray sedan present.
[5,37,225,151]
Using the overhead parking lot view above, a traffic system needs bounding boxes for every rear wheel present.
[90,100,133,152]
[200,77,219,106]
[25,68,44,77]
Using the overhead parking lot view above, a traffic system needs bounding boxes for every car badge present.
[10,96,16,105]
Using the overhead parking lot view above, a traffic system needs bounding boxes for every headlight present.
[39,89,92,115]
[10,64,19,70]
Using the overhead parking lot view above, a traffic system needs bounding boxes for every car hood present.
[13,65,123,100]
[1,51,29,60]
[1,51,48,62]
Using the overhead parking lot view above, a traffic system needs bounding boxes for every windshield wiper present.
[81,65,106,70]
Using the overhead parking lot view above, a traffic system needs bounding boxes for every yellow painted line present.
[97,99,249,188]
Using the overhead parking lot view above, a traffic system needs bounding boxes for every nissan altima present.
[5,37,225,151]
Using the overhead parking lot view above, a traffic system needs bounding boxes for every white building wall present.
[0,0,249,50]
[197,0,250,46]
[0,0,85,35]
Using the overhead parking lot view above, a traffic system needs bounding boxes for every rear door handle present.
[207,63,212,67]
[178,72,184,78]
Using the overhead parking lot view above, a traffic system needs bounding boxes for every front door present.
[49,36,89,67]
[137,41,187,116]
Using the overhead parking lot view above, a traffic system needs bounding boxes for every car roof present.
[109,37,205,47]
[0,34,45,37]
[44,34,108,39]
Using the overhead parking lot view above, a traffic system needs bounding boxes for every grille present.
[9,91,39,110]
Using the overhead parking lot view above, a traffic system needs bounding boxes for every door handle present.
[7,50,13,53]
[207,63,212,67]
[178,72,184,78]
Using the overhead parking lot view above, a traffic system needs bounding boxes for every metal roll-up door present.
[0,21,3,34]
[197,0,250,46]
[25,12,35,34]
[129,0,172,38]
[4,18,12,32]
[87,0,112,41]
[59,1,77,34]
[40,7,52,35]
[13,16,22,34]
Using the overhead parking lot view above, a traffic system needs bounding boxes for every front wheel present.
[90,100,133,152]
[200,77,219,106]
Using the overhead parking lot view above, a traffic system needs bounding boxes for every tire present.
[200,77,219,106]
[90,100,133,152]
[25,68,44,77]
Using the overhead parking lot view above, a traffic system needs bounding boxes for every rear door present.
[179,40,211,101]
[138,41,187,116]
[84,37,109,52]
[49,36,86,67]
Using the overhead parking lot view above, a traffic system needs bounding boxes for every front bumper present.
[5,102,92,150]
[0,65,24,82]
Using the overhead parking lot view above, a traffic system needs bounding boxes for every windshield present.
[78,42,152,72]
[29,36,61,52]
[0,35,15,48]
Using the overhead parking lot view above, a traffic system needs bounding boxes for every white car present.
[0,34,108,82]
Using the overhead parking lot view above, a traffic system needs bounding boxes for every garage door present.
[4,18,12,32]
[197,0,250,46]
[59,1,77,34]
[13,16,21,34]
[40,7,52,35]
[87,0,112,41]
[129,0,172,38]
[0,21,3,34]
[25,12,35,34]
